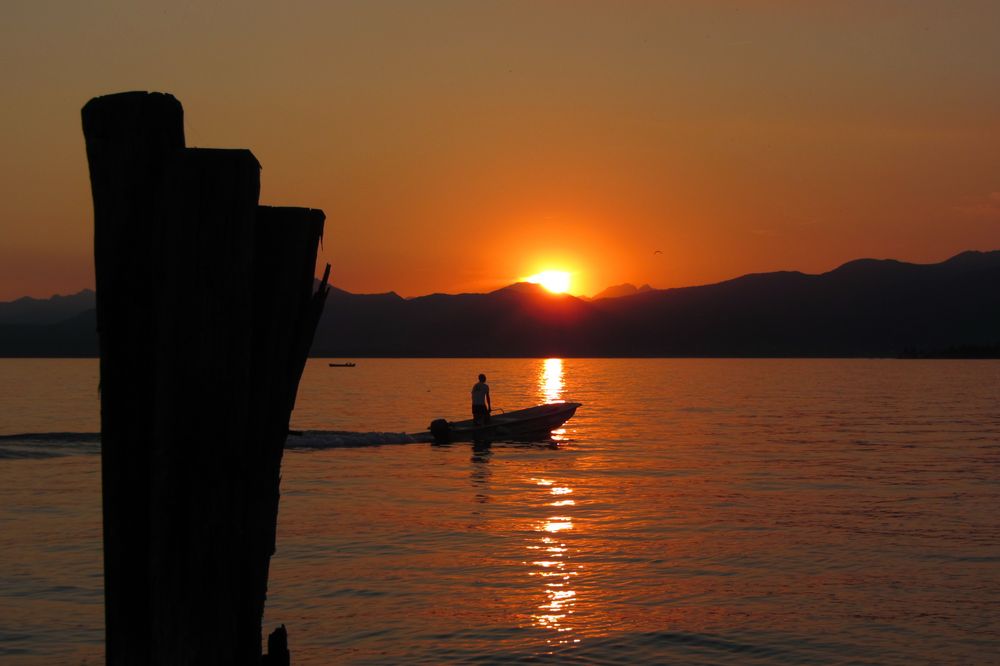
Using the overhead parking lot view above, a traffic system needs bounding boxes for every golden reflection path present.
[527,477,582,646]
[527,360,583,645]
[539,358,564,404]
[539,358,568,443]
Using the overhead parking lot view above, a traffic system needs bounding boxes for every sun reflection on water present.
[540,359,570,442]
[543,517,573,533]
[527,477,583,646]
[539,358,564,404]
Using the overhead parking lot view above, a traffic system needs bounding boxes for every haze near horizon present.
[1,1,999,300]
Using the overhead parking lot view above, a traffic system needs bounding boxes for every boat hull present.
[429,402,581,443]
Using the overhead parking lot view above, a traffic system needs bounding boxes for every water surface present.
[1,358,998,664]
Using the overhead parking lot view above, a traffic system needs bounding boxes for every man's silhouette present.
[471,373,491,425]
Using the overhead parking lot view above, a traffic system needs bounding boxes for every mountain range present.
[584,283,653,300]
[0,289,95,326]
[1,251,998,357]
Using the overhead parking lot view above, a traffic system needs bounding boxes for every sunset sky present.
[1,1,998,299]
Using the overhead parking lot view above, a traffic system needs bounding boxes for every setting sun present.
[525,271,571,294]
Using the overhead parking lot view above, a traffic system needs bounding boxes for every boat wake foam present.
[285,431,421,449]
[0,432,101,459]
[0,430,421,459]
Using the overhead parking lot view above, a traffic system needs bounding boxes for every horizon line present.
[4,247,998,304]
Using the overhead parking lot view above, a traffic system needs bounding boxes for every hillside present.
[2,251,998,357]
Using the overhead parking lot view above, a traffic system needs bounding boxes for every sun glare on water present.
[525,271,571,294]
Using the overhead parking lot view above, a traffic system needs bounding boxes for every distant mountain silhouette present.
[0,289,95,325]
[311,250,1000,357]
[2,252,999,357]
[588,283,653,300]
[0,308,98,356]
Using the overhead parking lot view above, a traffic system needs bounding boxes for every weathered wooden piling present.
[82,91,185,664]
[82,91,327,664]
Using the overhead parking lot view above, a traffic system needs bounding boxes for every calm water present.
[1,358,999,664]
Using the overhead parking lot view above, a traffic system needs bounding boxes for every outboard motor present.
[429,418,452,443]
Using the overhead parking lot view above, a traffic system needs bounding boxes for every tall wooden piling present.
[82,91,185,664]
[82,91,327,664]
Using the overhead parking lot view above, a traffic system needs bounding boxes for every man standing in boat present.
[471,373,491,425]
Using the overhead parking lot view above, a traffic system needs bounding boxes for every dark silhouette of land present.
[2,250,998,358]
[899,343,1000,359]
[0,308,99,357]
[0,289,94,325]
[311,250,1000,357]
[585,282,653,300]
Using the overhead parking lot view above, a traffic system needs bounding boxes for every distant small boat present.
[328,362,356,367]
[427,402,581,443]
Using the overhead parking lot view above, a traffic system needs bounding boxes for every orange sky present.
[1,1,998,299]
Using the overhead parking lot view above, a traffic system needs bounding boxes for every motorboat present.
[328,362,356,367]
[427,402,581,443]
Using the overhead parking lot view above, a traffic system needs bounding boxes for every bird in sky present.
[653,250,663,255]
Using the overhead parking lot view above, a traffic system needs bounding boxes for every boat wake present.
[0,428,569,458]
[0,432,102,459]
[0,430,424,459]
[285,431,423,449]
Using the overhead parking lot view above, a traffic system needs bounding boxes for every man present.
[471,373,491,425]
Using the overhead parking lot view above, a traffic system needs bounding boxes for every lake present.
[1,358,998,664]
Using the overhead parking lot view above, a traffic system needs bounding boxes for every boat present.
[427,402,581,443]
[328,362,356,367]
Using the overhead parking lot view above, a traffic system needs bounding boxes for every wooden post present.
[244,206,328,650]
[82,91,185,664]
[82,92,327,664]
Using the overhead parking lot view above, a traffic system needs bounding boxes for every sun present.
[525,270,571,294]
